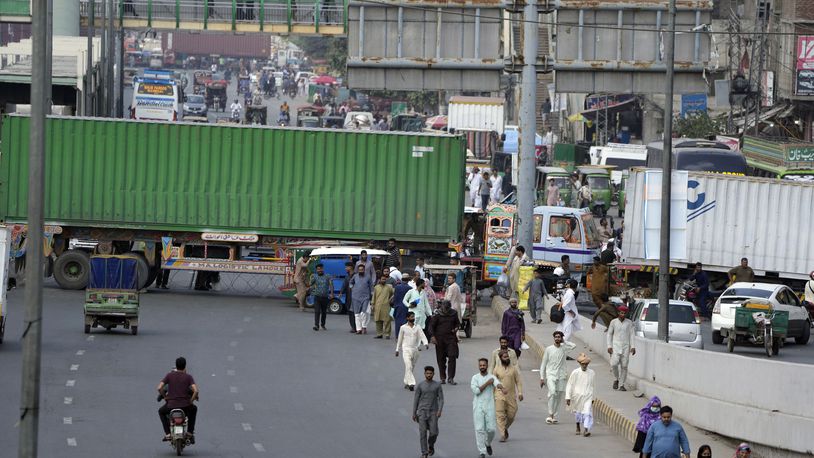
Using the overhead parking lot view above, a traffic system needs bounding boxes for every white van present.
[590,143,647,185]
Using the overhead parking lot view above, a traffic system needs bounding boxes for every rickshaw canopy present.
[88,255,139,291]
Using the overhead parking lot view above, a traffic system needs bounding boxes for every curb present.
[490,296,638,445]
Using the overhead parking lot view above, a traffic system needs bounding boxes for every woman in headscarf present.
[733,443,751,458]
[697,444,712,458]
[633,396,662,457]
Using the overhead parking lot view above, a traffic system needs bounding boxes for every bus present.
[742,135,814,182]
[646,139,747,175]
[130,70,180,122]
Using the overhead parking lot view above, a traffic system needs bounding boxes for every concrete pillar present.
[54,0,80,36]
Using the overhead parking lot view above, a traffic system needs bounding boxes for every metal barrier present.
[78,0,346,32]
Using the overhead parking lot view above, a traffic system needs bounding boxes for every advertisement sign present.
[680,93,707,117]
[762,71,774,107]
[796,70,814,96]
[796,36,814,70]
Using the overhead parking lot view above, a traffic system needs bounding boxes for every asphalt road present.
[0,280,634,457]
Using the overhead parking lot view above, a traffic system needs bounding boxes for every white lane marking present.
[242,423,252,431]
[64,397,73,405]
[66,380,76,387]
[70,364,79,371]
[229,341,238,347]
[86,336,95,342]
[243,316,252,322]
[236,328,244,334]
[227,369,236,376]
[75,350,85,356]
[253,443,265,452]
[67,438,77,447]
[227,355,235,362]
[234,403,244,411]
[63,417,72,425]
[229,386,238,394]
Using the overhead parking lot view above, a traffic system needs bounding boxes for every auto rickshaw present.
[534,166,571,206]
[205,82,228,111]
[576,165,614,216]
[83,255,140,335]
[296,105,325,127]
[238,75,251,95]
[615,170,629,216]
[722,298,789,357]
[390,114,424,132]
[245,105,267,125]
[424,264,479,338]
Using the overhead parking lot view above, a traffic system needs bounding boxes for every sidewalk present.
[490,295,739,457]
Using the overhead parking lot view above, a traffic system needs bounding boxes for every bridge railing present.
[78,0,346,31]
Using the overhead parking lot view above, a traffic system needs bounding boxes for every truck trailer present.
[0,115,465,290]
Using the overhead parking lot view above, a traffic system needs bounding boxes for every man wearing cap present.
[566,353,596,437]
[546,178,560,206]
[539,330,576,424]
[607,305,635,391]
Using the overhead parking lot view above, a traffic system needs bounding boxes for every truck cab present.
[532,206,602,273]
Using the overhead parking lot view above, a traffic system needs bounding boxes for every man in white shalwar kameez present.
[566,353,596,436]
[403,279,433,330]
[395,312,430,391]
[471,358,505,458]
[607,305,636,391]
[539,330,576,424]
[557,279,582,341]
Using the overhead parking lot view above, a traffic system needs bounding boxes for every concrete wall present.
[563,300,814,455]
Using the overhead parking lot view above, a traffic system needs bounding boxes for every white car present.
[628,299,704,349]
[711,282,812,345]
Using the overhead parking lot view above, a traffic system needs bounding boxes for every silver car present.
[629,299,704,349]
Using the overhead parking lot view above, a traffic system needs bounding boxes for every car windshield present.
[580,213,601,248]
[187,95,204,104]
[722,288,772,299]
[587,176,610,189]
[644,304,696,324]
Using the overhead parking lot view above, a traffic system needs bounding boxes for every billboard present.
[796,36,814,95]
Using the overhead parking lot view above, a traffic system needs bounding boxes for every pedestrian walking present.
[479,171,492,211]
[539,330,576,424]
[546,178,560,206]
[395,312,430,391]
[568,172,581,207]
[154,268,171,290]
[372,275,394,339]
[468,167,482,208]
[350,263,375,335]
[589,257,609,308]
[591,293,619,329]
[632,396,662,457]
[413,366,444,458]
[339,262,356,333]
[471,358,505,458]
[733,443,751,457]
[493,350,523,442]
[642,406,691,458]
[578,178,593,209]
[566,353,595,437]
[403,278,432,332]
[523,268,549,324]
[697,444,712,458]
[503,245,529,297]
[309,263,334,331]
[490,336,518,371]
[607,305,636,391]
[389,265,403,283]
[501,297,526,357]
[384,237,402,270]
[293,253,311,311]
[430,301,461,385]
[393,273,413,339]
[690,262,710,317]
[383,267,398,288]
[557,279,582,341]
[355,250,377,283]
[444,273,466,321]
[414,256,428,281]
[728,257,755,284]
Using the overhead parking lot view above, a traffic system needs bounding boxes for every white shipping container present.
[624,169,814,280]
[447,96,505,134]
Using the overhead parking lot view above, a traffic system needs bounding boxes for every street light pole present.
[657,0,677,343]
[107,0,115,116]
[18,0,48,454]
[516,0,539,252]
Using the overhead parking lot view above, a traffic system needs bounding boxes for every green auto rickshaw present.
[535,166,571,206]
[83,255,140,335]
[576,166,614,216]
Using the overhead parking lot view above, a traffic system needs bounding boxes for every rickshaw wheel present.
[464,320,473,338]
[772,337,781,355]
[84,324,90,334]
[726,335,735,353]
[764,326,773,357]
[328,299,344,315]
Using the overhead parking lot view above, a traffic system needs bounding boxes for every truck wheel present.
[795,322,811,345]
[128,252,151,289]
[328,299,344,315]
[145,266,160,289]
[131,325,138,336]
[54,250,91,290]
[712,330,724,345]
[84,324,90,334]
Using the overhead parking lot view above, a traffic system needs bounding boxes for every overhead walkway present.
[76,0,348,35]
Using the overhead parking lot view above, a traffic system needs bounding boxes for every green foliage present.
[673,111,723,138]
[291,37,347,73]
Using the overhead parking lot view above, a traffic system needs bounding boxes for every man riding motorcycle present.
[157,357,199,441]
[230,99,242,122]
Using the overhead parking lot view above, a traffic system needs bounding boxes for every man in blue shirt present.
[690,262,710,317]
[643,405,690,458]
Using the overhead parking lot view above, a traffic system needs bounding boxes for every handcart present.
[722,299,788,357]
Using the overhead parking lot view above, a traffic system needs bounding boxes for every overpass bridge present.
[3,0,347,35]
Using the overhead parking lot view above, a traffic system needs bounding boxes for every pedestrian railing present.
[78,0,347,34]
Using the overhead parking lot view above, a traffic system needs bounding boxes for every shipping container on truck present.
[621,168,814,290]
[163,32,271,59]
[448,96,505,167]
[0,115,465,290]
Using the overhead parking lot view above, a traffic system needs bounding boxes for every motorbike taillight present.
[172,417,185,425]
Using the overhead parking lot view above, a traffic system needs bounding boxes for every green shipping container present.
[0,115,465,243]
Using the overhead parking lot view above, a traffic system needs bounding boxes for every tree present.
[292,37,347,73]
[673,112,723,139]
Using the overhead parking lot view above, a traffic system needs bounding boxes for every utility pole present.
[99,0,106,115]
[117,25,125,118]
[516,0,539,252]
[85,0,94,116]
[18,0,48,455]
[657,0,677,343]
[107,0,115,116]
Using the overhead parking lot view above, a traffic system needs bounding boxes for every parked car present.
[711,282,812,345]
[628,298,704,349]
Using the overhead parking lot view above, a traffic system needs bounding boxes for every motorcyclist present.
[230,99,242,121]
[157,357,199,441]
[278,108,290,125]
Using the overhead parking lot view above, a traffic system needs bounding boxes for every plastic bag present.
[497,273,509,287]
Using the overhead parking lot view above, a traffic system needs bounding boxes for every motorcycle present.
[674,278,698,302]
[231,108,241,123]
[166,409,193,455]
